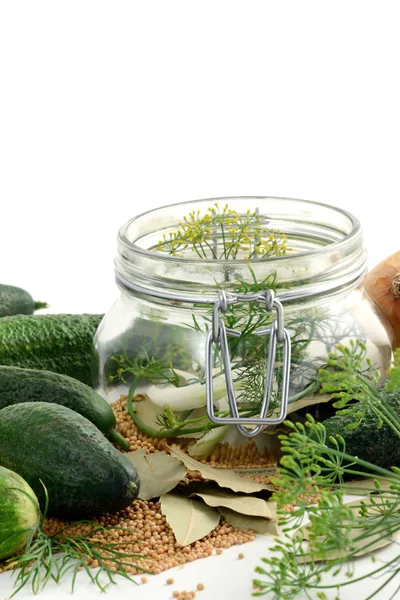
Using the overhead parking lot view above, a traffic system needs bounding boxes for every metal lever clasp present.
[205,289,291,438]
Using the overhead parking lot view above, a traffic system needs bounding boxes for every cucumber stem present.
[108,429,130,451]
[34,301,49,310]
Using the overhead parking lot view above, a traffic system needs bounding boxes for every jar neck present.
[115,197,367,304]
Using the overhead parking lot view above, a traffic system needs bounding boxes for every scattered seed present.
[238,552,244,559]
[197,583,205,591]
[167,577,174,585]
[113,395,277,470]
[0,397,263,581]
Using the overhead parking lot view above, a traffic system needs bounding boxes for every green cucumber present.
[0,365,129,450]
[0,402,140,518]
[0,283,47,317]
[0,466,40,560]
[0,313,103,385]
[323,386,400,470]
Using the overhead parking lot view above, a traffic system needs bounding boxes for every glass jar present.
[93,197,394,466]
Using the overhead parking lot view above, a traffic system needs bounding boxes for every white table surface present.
[1,523,399,600]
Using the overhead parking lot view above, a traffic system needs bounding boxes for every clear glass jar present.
[93,197,394,464]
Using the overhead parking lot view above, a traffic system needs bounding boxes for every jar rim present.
[118,195,361,264]
[115,196,366,301]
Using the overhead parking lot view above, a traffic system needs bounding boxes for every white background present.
[1,2,400,599]
[1,1,399,316]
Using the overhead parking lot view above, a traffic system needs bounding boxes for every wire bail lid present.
[205,289,291,437]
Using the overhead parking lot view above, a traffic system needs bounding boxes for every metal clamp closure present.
[205,289,291,438]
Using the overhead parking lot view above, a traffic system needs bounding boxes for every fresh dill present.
[252,343,400,599]
[3,485,147,598]
[156,203,288,260]
[109,202,366,439]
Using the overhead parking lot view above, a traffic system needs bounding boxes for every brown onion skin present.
[364,250,400,348]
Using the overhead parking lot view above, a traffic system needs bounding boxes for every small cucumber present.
[0,466,40,560]
[0,283,47,317]
[0,313,103,385]
[323,386,400,471]
[0,365,129,450]
[0,403,140,518]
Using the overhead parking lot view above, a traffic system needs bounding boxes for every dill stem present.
[359,375,400,434]
[314,444,400,481]
[369,399,400,438]
[203,238,217,259]
[219,219,227,259]
[311,552,400,591]
[126,376,220,437]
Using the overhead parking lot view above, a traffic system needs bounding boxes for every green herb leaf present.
[298,495,397,561]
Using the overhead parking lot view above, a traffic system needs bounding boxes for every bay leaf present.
[126,449,186,500]
[167,445,274,494]
[298,495,397,562]
[160,492,221,546]
[287,393,333,414]
[219,507,279,536]
[134,400,166,431]
[187,487,277,519]
[340,477,398,495]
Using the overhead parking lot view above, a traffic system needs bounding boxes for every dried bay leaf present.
[187,487,277,519]
[126,449,186,500]
[286,393,333,414]
[341,477,398,495]
[219,507,279,536]
[167,445,274,494]
[160,492,221,546]
[298,495,397,562]
[134,400,166,431]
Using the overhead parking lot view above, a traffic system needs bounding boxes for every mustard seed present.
[238,553,244,559]
[197,583,205,591]
[167,578,174,585]
[11,395,267,585]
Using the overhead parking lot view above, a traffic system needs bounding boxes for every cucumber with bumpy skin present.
[0,466,40,560]
[323,386,400,470]
[0,313,103,385]
[0,283,47,317]
[0,365,129,449]
[0,403,140,518]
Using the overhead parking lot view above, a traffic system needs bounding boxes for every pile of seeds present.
[113,395,278,470]
[41,499,255,576]
[0,397,275,581]
[112,395,166,453]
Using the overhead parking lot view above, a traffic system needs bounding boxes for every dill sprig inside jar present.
[93,197,393,465]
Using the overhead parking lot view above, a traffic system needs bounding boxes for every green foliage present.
[253,343,400,599]
[386,348,400,392]
[318,340,400,437]
[5,485,146,597]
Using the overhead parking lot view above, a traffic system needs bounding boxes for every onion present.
[146,373,242,411]
[364,250,400,348]
[188,425,229,457]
